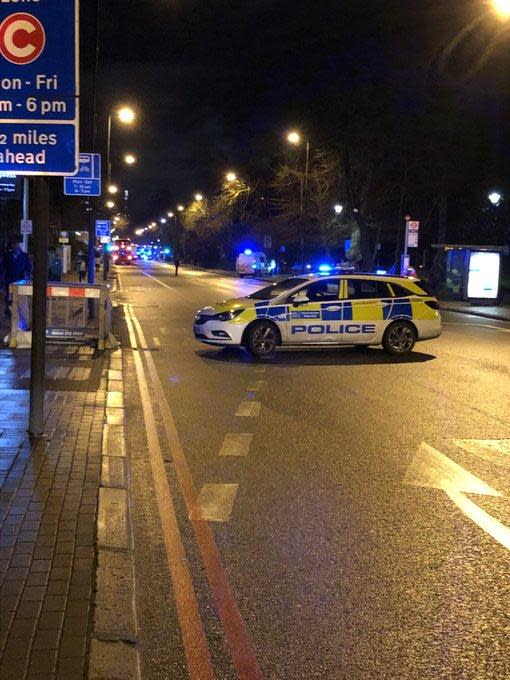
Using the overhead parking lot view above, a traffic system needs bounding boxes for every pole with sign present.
[0,1,80,436]
[401,216,420,275]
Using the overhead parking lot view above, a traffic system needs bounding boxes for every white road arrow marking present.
[403,443,510,551]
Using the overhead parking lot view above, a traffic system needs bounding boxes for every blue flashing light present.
[318,264,332,273]
[163,248,170,255]
[106,244,115,253]
[306,264,312,270]
[244,249,253,256]
[142,254,148,261]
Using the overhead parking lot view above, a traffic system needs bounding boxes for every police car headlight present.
[214,309,245,322]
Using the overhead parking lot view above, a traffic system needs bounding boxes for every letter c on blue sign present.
[345,325,361,334]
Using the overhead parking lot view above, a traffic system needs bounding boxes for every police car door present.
[285,278,342,343]
[343,279,391,342]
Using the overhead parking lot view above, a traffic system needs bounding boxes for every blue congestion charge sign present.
[0,1,79,176]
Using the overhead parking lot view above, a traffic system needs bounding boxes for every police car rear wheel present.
[383,321,416,355]
[246,322,278,359]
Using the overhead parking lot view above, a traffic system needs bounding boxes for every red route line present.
[129,307,263,680]
[124,305,215,679]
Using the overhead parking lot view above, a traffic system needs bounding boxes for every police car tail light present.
[424,300,438,310]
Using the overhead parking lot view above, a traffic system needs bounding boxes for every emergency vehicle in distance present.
[193,274,442,359]
[112,238,135,265]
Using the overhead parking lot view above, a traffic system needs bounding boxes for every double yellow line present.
[124,300,262,680]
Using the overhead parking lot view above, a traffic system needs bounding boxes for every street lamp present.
[177,205,184,212]
[124,153,137,166]
[195,193,204,202]
[286,128,311,271]
[492,0,510,21]
[287,131,301,145]
[107,106,136,181]
[160,218,167,224]
[226,172,237,182]
[135,228,144,236]
[488,191,502,206]
[167,211,174,218]
[106,200,115,209]
[107,184,119,195]
[334,204,344,215]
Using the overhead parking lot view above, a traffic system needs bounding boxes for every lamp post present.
[106,106,135,182]
[287,130,310,271]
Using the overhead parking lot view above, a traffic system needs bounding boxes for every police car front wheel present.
[383,320,417,356]
[245,321,278,359]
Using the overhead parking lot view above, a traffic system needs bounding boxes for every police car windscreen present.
[248,278,308,300]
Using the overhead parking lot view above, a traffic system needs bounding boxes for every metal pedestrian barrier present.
[6,281,119,350]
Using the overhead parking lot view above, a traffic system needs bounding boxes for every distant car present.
[112,248,134,265]
[236,250,269,277]
[193,274,442,359]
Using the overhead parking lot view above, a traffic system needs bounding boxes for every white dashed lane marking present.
[194,484,239,522]
[235,402,261,417]
[247,380,264,392]
[153,337,161,347]
[219,433,253,457]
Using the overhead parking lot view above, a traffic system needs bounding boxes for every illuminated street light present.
[167,211,174,218]
[107,106,137,182]
[150,222,157,228]
[160,218,167,224]
[334,204,344,215]
[287,130,301,145]
[491,0,510,21]
[106,200,115,209]
[117,107,136,124]
[488,191,502,205]
[135,228,144,236]
[195,193,204,202]
[124,153,137,166]
[226,172,237,182]
[177,205,185,212]
[107,184,119,195]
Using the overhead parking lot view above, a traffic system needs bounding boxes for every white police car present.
[193,274,442,359]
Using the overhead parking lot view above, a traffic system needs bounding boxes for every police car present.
[193,274,442,359]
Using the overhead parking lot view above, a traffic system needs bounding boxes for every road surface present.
[114,261,510,680]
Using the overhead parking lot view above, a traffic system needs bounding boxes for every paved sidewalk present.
[0,344,108,679]
[439,300,510,322]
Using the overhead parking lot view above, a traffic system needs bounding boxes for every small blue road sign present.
[96,220,111,239]
[64,153,101,196]
[0,1,79,176]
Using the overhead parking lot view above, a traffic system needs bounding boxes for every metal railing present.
[6,281,118,350]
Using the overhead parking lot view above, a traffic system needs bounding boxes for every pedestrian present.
[76,251,87,282]
[48,248,63,282]
[94,250,101,273]
[174,253,181,277]
[2,237,32,318]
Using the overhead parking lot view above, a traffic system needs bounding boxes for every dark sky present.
[80,1,509,225]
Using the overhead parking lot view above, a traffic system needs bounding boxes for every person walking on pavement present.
[48,247,63,282]
[2,237,32,318]
[76,251,87,282]
[174,253,181,277]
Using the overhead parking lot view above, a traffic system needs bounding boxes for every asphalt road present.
[115,262,510,680]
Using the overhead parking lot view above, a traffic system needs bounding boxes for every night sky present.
[80,1,509,225]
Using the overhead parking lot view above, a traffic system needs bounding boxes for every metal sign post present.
[29,178,49,436]
[0,1,80,436]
